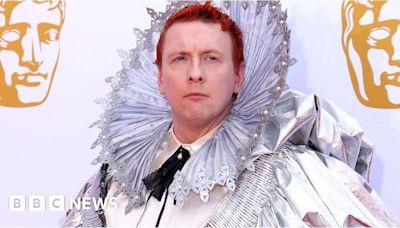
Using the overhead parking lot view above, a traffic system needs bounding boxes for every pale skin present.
[157,21,244,144]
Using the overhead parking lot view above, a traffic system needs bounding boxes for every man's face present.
[0,1,62,107]
[158,21,243,127]
[345,0,400,108]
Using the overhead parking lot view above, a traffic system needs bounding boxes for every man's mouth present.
[184,92,208,100]
[12,73,47,87]
[382,72,400,86]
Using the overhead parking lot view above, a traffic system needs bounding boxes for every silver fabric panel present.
[273,89,373,180]
[206,145,288,227]
[208,143,398,227]
[61,172,102,227]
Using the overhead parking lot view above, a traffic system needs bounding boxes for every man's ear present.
[157,70,165,95]
[233,62,244,93]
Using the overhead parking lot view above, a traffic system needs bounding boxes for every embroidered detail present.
[237,149,256,172]
[169,171,191,208]
[215,163,237,191]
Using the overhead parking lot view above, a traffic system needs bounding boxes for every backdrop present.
[0,0,398,226]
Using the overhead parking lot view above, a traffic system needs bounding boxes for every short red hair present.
[155,2,244,74]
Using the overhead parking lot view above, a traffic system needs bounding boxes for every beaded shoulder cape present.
[90,1,296,213]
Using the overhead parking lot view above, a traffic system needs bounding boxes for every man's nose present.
[188,60,205,83]
[20,28,43,71]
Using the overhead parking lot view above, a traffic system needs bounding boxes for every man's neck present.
[172,119,224,144]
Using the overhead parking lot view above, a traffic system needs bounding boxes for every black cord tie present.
[142,146,190,227]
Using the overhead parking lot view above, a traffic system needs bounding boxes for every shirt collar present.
[169,123,222,154]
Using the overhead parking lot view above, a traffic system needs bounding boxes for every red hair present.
[155,2,244,74]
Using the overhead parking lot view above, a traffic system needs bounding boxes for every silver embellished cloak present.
[61,1,398,227]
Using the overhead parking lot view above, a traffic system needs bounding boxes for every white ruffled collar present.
[90,1,295,213]
[171,123,221,154]
[149,125,219,171]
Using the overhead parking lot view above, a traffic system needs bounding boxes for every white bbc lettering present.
[93,197,106,211]
[69,197,82,210]
[82,197,92,210]
[69,197,118,210]
[9,195,25,212]
[8,195,118,211]
[107,197,118,210]
[48,195,65,211]
[29,195,45,212]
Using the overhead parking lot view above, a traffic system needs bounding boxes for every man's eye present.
[41,29,59,43]
[204,56,217,61]
[174,56,186,62]
[1,29,21,42]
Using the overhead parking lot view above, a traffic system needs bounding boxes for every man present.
[63,1,398,227]
[342,0,400,108]
[0,0,65,107]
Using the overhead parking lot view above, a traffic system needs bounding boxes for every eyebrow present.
[166,49,223,58]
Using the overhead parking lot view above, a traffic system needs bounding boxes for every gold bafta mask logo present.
[0,0,65,107]
[342,0,400,108]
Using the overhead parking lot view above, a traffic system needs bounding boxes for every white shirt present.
[105,126,227,228]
